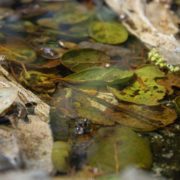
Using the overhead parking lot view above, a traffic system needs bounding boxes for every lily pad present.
[61,48,111,72]
[89,21,128,44]
[108,66,166,106]
[87,127,152,174]
[52,141,71,173]
[64,66,134,87]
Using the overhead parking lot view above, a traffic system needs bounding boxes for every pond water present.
[0,0,180,179]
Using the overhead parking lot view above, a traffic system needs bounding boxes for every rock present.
[119,167,164,180]
[0,170,49,180]
[0,65,53,172]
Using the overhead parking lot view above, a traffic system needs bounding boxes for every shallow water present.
[0,0,180,179]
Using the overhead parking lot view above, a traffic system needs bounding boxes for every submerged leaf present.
[64,67,134,87]
[113,103,177,131]
[0,44,36,63]
[37,18,59,29]
[37,2,92,29]
[109,66,166,106]
[61,48,110,72]
[87,127,152,173]
[54,1,93,25]
[52,141,71,173]
[19,71,57,93]
[175,96,180,116]
[89,21,128,44]
[53,87,177,131]
[157,73,180,95]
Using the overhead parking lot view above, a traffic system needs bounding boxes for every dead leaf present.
[157,73,180,95]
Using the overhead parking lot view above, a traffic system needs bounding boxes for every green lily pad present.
[108,65,166,106]
[52,141,71,173]
[64,66,134,87]
[87,127,152,174]
[89,21,128,44]
[61,48,111,72]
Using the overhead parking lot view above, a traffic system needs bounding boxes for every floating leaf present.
[53,88,115,126]
[53,87,177,131]
[89,21,128,44]
[113,103,177,131]
[37,18,59,29]
[73,92,114,126]
[52,141,71,173]
[64,67,134,87]
[0,44,36,63]
[37,3,92,29]
[157,73,180,95]
[54,3,92,25]
[61,48,111,72]
[59,40,78,49]
[41,59,61,69]
[79,41,145,69]
[50,109,71,141]
[19,70,57,93]
[67,23,89,38]
[87,127,152,174]
[175,96,180,116]
[108,66,166,106]
[0,32,5,42]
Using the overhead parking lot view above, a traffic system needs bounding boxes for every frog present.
[148,48,180,72]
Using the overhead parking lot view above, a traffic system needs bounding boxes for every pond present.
[0,0,180,179]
